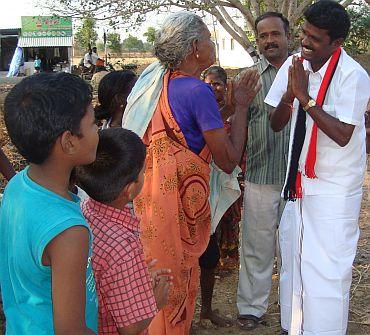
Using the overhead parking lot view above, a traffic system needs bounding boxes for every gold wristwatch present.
[303,98,316,111]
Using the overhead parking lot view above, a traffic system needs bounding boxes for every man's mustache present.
[265,43,279,50]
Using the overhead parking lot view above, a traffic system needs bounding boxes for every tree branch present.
[340,0,355,7]
[249,0,261,17]
[227,0,256,32]
[279,0,289,18]
[288,0,297,23]
[218,5,247,38]
[265,0,275,12]
[52,0,325,57]
[293,0,312,23]
[208,6,253,51]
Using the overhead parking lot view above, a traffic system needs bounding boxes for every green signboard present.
[21,16,72,38]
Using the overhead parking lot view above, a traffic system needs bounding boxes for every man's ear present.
[59,130,78,155]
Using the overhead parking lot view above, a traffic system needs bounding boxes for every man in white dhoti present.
[265,1,370,334]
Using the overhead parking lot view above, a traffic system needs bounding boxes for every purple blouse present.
[168,77,224,154]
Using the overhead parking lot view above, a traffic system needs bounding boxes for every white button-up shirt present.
[265,48,370,196]
[91,52,99,65]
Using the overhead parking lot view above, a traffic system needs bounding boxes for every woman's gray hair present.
[154,12,207,70]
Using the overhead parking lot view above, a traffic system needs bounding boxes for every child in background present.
[204,66,244,261]
[71,70,138,200]
[76,128,172,335]
[197,66,243,327]
[94,70,137,128]
[34,54,41,74]
[0,73,99,334]
[203,65,234,122]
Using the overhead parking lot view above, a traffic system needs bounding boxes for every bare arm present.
[204,69,261,174]
[45,226,96,335]
[269,66,294,132]
[269,93,294,132]
[117,275,168,335]
[118,319,153,335]
[0,148,16,181]
[117,264,171,335]
[305,106,355,147]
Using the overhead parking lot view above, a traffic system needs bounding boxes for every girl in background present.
[95,70,137,128]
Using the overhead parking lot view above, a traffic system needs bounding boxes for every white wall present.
[215,27,254,68]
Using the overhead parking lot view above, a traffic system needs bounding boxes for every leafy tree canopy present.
[54,0,360,55]
[344,2,370,56]
[122,35,144,51]
[107,32,122,53]
[144,27,157,44]
[74,16,98,50]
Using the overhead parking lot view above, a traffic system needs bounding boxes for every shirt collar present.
[85,198,140,233]
[304,53,332,78]
[259,55,274,73]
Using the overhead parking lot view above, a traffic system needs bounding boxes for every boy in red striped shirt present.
[77,128,172,335]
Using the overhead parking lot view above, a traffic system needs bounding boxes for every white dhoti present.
[279,192,361,334]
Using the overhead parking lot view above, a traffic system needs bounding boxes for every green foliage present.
[143,27,157,44]
[55,0,357,55]
[143,42,153,52]
[107,32,122,53]
[96,40,105,52]
[122,35,144,51]
[74,17,98,50]
[344,3,370,56]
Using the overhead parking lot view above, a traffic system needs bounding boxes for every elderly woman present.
[123,12,260,335]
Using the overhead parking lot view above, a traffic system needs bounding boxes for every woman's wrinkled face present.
[195,26,216,71]
[204,73,226,103]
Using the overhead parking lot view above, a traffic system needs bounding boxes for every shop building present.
[17,16,73,74]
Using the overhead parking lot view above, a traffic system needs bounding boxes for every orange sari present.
[134,71,211,334]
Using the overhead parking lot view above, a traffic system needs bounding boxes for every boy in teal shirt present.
[34,54,41,73]
[0,73,99,334]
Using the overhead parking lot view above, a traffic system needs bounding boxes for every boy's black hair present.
[203,66,227,85]
[304,0,350,42]
[95,70,137,120]
[76,128,146,203]
[255,12,290,34]
[4,73,92,164]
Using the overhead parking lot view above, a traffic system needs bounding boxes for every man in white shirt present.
[236,12,291,332]
[265,1,370,334]
[83,49,93,68]
[91,47,99,66]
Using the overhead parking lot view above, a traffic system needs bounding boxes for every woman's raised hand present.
[232,69,261,108]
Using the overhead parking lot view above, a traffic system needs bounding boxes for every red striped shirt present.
[82,198,157,335]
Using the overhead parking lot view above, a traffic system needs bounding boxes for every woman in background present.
[198,66,244,327]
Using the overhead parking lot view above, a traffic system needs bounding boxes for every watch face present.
[308,99,316,109]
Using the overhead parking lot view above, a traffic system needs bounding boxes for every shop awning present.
[18,36,73,47]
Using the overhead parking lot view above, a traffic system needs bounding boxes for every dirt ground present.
[0,68,369,334]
